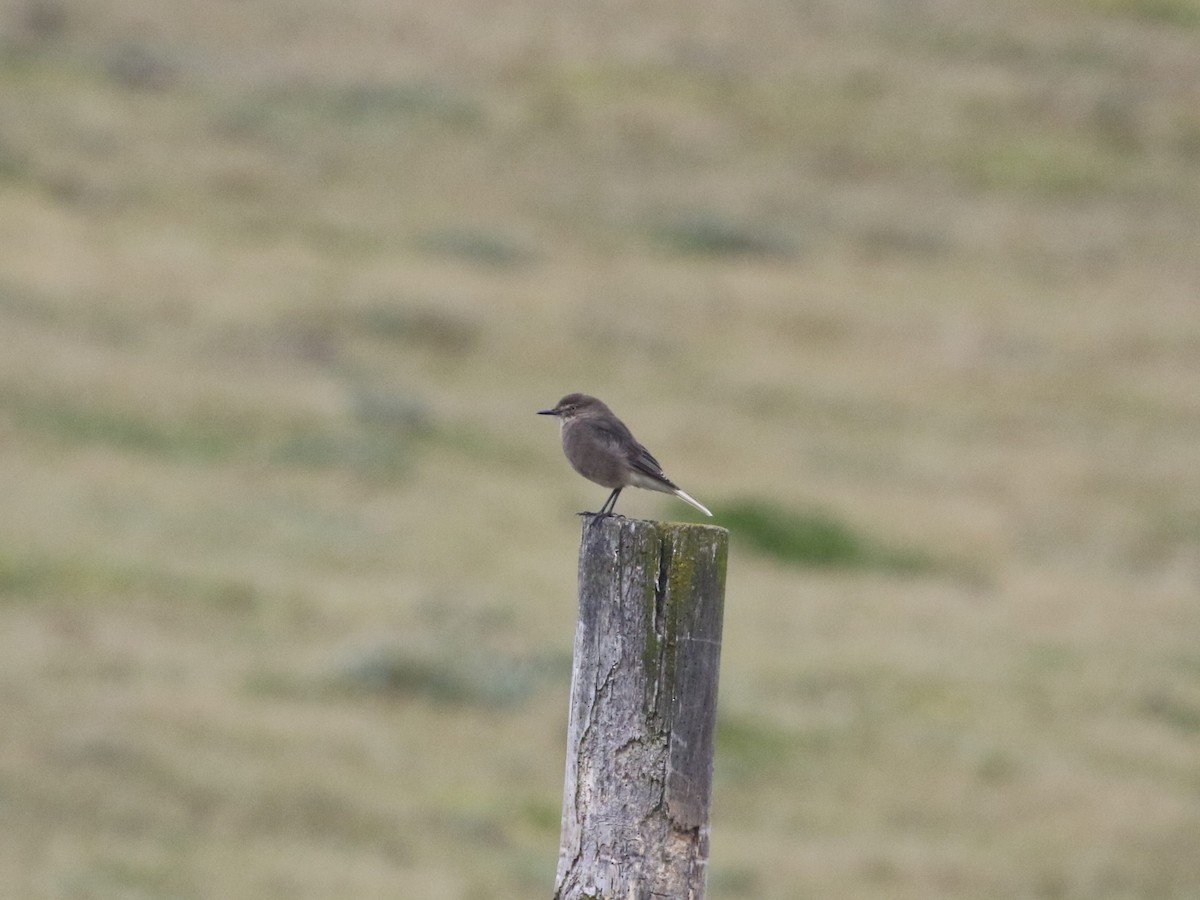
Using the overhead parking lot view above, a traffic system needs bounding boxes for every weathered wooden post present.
[554,515,729,900]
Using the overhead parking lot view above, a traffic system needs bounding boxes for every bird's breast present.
[561,422,627,488]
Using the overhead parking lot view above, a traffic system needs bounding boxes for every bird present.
[538,393,712,518]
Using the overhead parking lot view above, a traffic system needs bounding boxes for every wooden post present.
[554,516,729,900]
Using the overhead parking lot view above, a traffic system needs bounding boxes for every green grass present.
[329,642,568,708]
[1,389,423,477]
[1139,690,1200,734]
[0,551,258,609]
[5,395,250,461]
[714,499,935,572]
[414,228,537,267]
[648,213,798,259]
[1085,0,1200,26]
[962,136,1130,197]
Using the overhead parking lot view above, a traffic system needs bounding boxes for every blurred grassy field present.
[3,0,1200,897]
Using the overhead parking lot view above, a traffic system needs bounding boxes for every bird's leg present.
[603,488,623,516]
[578,488,624,521]
[580,488,621,519]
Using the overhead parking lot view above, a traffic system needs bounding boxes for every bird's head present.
[538,393,610,421]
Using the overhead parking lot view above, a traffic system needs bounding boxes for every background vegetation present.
[2,0,1199,897]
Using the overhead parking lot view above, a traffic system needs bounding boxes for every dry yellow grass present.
[2,0,1200,897]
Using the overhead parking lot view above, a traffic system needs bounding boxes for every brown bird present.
[538,393,712,518]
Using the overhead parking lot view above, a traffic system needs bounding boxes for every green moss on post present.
[554,516,729,900]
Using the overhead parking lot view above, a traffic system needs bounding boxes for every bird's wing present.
[583,417,675,488]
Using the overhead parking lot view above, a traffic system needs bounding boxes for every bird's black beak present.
[537,407,558,416]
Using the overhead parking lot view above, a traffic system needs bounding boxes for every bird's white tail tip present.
[675,490,713,517]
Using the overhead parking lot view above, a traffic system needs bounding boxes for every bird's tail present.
[674,489,713,517]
